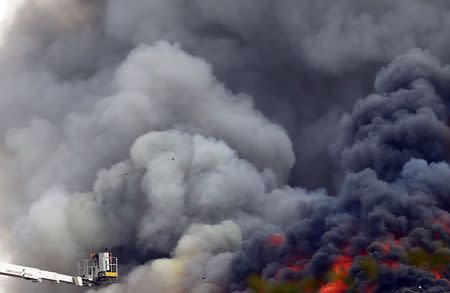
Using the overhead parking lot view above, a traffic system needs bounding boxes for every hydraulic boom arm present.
[0,261,83,287]
[0,250,119,287]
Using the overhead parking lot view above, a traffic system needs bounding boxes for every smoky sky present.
[0,1,450,293]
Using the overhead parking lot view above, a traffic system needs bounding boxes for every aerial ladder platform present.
[0,249,118,287]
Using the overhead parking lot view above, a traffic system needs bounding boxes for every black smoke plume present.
[231,50,450,292]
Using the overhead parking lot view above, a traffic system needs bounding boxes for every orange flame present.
[332,255,352,274]
[319,279,349,293]
[317,255,352,293]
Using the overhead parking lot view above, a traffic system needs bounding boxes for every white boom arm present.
[0,261,83,287]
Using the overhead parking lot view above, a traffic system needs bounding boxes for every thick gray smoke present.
[0,1,450,293]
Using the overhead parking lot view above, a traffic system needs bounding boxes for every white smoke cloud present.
[90,221,242,293]
[0,37,294,292]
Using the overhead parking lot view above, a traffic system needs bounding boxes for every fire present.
[432,270,442,280]
[253,236,450,293]
[266,233,285,247]
[383,259,400,270]
[275,264,305,280]
[318,255,352,293]
[434,214,450,235]
[318,279,349,293]
[380,238,401,254]
[287,264,304,272]
[382,242,391,254]
[332,255,352,274]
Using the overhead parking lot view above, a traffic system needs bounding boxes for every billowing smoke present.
[231,50,450,292]
[91,220,242,293]
[1,1,450,293]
